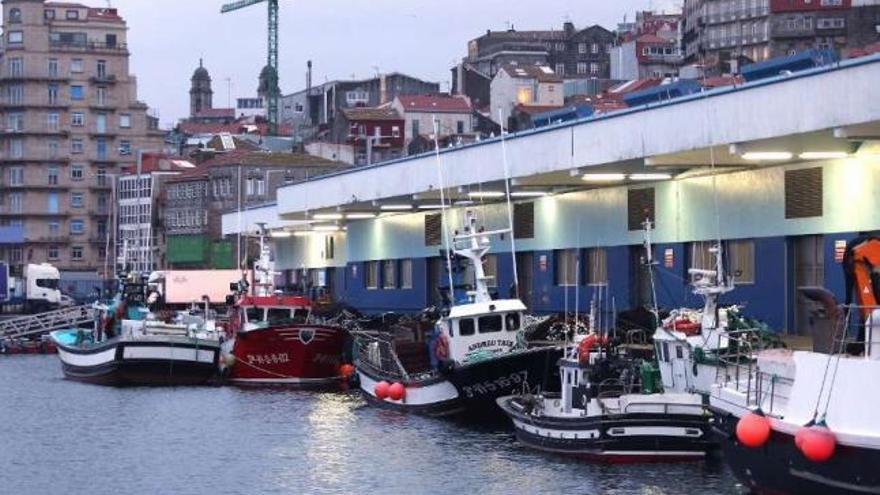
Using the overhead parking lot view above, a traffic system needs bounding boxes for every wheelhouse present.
[444,299,526,362]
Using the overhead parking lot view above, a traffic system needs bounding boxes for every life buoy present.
[577,334,600,362]
[665,319,701,336]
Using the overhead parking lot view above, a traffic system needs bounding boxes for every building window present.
[587,248,608,285]
[47,191,58,214]
[9,138,22,158]
[8,166,23,186]
[71,111,84,126]
[411,119,419,137]
[7,31,23,45]
[96,87,106,106]
[71,139,84,154]
[48,83,58,104]
[729,240,755,284]
[8,8,22,23]
[555,63,565,76]
[516,87,533,104]
[578,42,587,54]
[383,260,397,289]
[47,111,60,131]
[97,59,107,78]
[70,219,84,234]
[48,165,59,185]
[401,259,413,289]
[591,43,600,54]
[119,140,131,155]
[70,58,83,73]
[97,167,106,186]
[71,246,84,260]
[70,85,83,100]
[577,62,588,75]
[70,192,84,208]
[366,261,380,289]
[555,42,566,52]
[47,139,59,157]
[456,120,464,134]
[9,192,22,213]
[70,164,84,180]
[44,9,55,20]
[119,114,131,128]
[8,84,23,104]
[48,246,59,260]
[48,221,59,236]
[7,112,23,131]
[391,126,400,138]
[555,249,580,286]
[66,9,79,20]
[8,57,23,77]
[590,63,600,75]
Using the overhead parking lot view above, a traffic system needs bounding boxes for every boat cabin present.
[232,295,313,331]
[441,299,526,363]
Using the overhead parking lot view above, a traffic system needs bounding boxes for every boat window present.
[458,318,475,336]
[245,307,264,323]
[267,308,291,325]
[505,313,520,332]
[291,308,308,324]
[478,315,503,333]
[676,345,684,359]
[661,342,670,363]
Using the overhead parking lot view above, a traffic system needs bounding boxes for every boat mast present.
[253,222,276,297]
[452,210,509,304]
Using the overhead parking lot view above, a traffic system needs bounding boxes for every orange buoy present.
[735,411,771,448]
[374,381,390,400]
[388,382,406,401]
[798,425,836,462]
[339,364,355,378]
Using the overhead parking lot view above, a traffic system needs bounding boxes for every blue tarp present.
[531,105,594,128]
[622,80,703,107]
[0,225,24,245]
[741,49,839,82]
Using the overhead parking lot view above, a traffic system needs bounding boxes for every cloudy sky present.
[109,0,682,126]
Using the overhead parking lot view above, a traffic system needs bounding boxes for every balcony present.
[28,235,70,244]
[0,71,70,83]
[89,74,117,85]
[49,40,129,55]
[0,98,70,109]
[0,127,69,137]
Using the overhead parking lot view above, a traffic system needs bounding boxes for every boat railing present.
[353,331,411,381]
[622,401,705,416]
[713,328,794,416]
[831,304,880,358]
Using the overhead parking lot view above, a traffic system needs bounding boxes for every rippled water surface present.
[0,356,744,495]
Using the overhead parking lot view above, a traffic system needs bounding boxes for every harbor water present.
[1,356,742,495]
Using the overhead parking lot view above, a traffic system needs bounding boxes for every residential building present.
[489,65,564,122]
[389,94,474,149]
[115,153,194,273]
[611,11,684,79]
[163,152,346,269]
[682,0,772,69]
[331,107,404,165]
[281,72,439,144]
[449,63,492,111]
[458,22,615,82]
[0,0,163,277]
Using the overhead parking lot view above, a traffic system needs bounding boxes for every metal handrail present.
[0,305,94,339]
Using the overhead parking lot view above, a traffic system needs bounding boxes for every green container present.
[211,240,235,269]
[166,235,208,264]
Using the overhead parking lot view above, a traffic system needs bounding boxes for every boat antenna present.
[497,108,519,300]
[644,219,661,329]
[574,222,581,336]
[432,116,456,306]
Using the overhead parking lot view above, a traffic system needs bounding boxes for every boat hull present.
[498,396,714,463]
[225,324,348,388]
[357,345,562,421]
[713,410,880,495]
[54,337,220,386]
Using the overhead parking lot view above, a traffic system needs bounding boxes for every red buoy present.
[798,425,836,462]
[339,364,355,378]
[795,425,809,450]
[736,412,771,448]
[388,382,406,401]
[374,381,390,400]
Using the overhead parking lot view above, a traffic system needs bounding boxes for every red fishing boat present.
[220,228,350,388]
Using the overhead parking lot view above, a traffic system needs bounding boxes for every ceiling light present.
[345,213,377,219]
[293,231,312,237]
[418,204,446,210]
[379,204,413,211]
[581,173,626,182]
[799,151,849,160]
[468,191,506,198]
[510,191,548,198]
[741,151,793,161]
[312,213,343,220]
[312,225,340,232]
[629,173,672,181]
[269,231,291,238]
[454,200,475,206]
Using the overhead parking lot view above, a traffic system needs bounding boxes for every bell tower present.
[190,59,213,117]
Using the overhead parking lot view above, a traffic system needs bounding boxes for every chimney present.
[564,21,575,33]
[307,60,312,93]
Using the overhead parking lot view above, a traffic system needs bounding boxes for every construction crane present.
[220,0,280,135]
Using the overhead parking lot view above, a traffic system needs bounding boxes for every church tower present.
[190,59,213,117]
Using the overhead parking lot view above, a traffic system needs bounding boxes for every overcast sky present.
[108,0,682,127]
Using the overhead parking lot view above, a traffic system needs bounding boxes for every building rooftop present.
[499,64,563,83]
[341,107,403,121]
[394,94,472,114]
[194,108,236,119]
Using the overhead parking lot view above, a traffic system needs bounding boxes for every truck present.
[0,262,69,313]
[147,270,242,307]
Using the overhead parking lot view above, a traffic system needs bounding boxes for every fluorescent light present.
[741,151,793,161]
[312,213,343,220]
[468,191,505,198]
[345,213,376,219]
[454,200,475,206]
[379,204,413,211]
[629,173,672,181]
[581,173,626,182]
[293,231,312,237]
[312,225,340,232]
[510,191,548,198]
[269,231,291,238]
[799,151,849,160]
[418,204,446,210]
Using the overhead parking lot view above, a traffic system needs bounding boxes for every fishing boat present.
[50,273,222,386]
[496,333,713,462]
[707,237,880,495]
[354,211,562,419]
[219,227,350,388]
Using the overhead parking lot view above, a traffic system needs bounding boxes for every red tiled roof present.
[500,64,562,83]
[608,78,662,95]
[396,94,472,113]
[699,75,743,88]
[194,108,236,119]
[177,121,292,136]
[119,153,196,174]
[198,150,343,168]
[636,34,674,44]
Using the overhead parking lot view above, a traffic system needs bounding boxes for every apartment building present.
[0,0,163,277]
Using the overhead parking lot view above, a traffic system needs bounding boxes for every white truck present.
[0,263,68,313]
